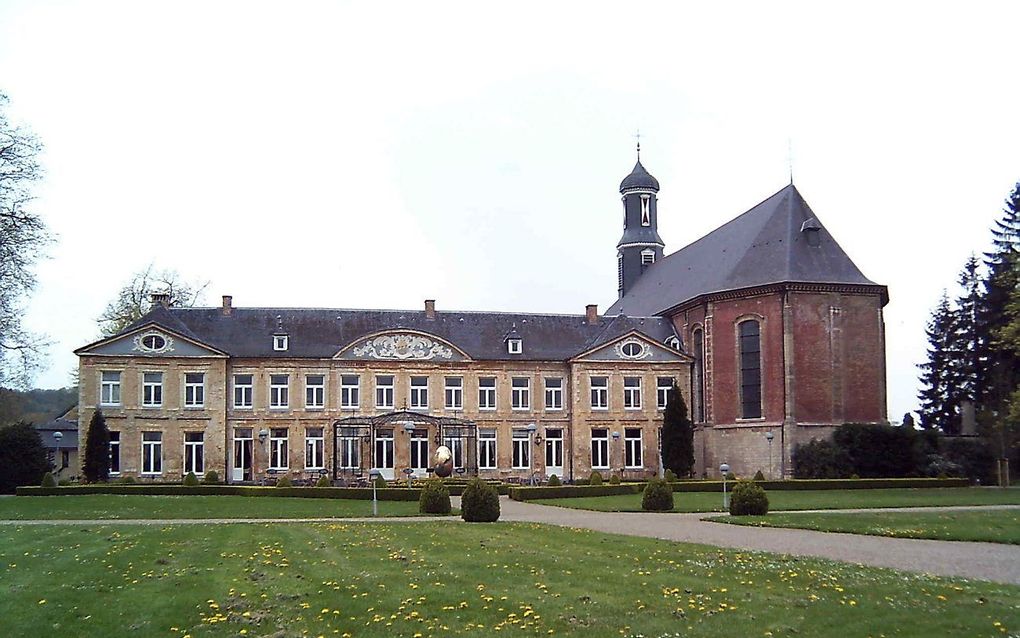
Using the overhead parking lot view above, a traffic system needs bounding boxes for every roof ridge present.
[172,306,670,321]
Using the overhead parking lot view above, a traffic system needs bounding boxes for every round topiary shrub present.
[642,478,674,511]
[547,474,561,486]
[419,479,452,515]
[589,471,604,486]
[729,480,769,516]
[609,473,621,485]
[201,470,219,484]
[41,472,56,488]
[183,471,200,486]
[573,477,589,485]
[664,469,676,482]
[753,470,765,481]
[461,478,500,522]
[276,475,293,488]
[315,475,331,487]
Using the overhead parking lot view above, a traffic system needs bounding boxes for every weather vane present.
[634,129,641,160]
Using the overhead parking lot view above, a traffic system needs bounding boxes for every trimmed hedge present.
[508,477,969,501]
[17,481,513,500]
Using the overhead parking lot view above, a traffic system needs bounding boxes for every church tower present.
[616,147,664,298]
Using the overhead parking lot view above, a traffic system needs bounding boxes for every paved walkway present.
[3,499,1018,585]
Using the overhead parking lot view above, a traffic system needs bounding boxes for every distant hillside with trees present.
[0,387,77,426]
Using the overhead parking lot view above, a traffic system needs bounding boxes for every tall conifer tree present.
[82,409,110,483]
[661,383,695,477]
[982,183,1020,420]
[918,292,964,434]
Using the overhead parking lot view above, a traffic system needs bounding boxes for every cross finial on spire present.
[787,138,794,185]
[634,129,641,161]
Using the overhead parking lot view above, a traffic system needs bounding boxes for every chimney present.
[424,299,436,320]
[221,295,233,316]
[150,292,170,308]
[585,304,599,325]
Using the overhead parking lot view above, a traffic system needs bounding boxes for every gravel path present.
[3,499,1017,585]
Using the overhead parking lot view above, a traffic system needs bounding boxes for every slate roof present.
[607,184,887,316]
[619,159,660,192]
[100,307,680,361]
[35,418,79,449]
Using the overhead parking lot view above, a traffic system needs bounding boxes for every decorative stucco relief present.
[352,334,453,360]
[614,338,652,360]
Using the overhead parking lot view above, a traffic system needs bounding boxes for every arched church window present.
[693,328,705,422]
[738,320,762,419]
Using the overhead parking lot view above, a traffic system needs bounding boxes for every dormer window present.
[508,338,523,354]
[273,335,289,351]
[665,335,681,350]
[641,249,655,271]
[640,194,651,226]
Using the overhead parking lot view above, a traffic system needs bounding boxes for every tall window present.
[340,374,360,409]
[591,429,609,469]
[338,428,360,469]
[512,429,530,469]
[693,328,705,422]
[478,428,497,469]
[305,375,325,409]
[656,377,674,410]
[410,431,429,470]
[184,431,204,474]
[141,431,162,474]
[624,428,642,468]
[739,320,762,419]
[305,427,324,469]
[142,372,163,407]
[270,375,289,409]
[623,377,641,409]
[108,431,120,474]
[640,194,651,225]
[269,428,289,469]
[375,375,394,409]
[410,376,429,409]
[544,377,563,410]
[233,374,253,409]
[590,376,609,410]
[444,435,464,469]
[511,377,530,410]
[185,373,205,408]
[617,252,624,294]
[478,377,496,410]
[444,377,463,410]
[100,371,121,406]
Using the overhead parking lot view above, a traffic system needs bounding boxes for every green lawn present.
[0,522,1016,637]
[0,495,431,519]
[710,508,1020,544]
[538,487,1020,513]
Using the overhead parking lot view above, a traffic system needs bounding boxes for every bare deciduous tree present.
[0,91,51,388]
[97,264,209,337]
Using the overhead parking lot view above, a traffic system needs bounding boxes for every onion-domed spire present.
[619,141,660,192]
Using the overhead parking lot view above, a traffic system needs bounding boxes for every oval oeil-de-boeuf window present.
[141,334,166,350]
[621,342,641,357]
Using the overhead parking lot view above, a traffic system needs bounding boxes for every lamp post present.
[526,423,537,485]
[369,469,383,516]
[766,431,775,479]
[52,430,63,477]
[719,463,730,511]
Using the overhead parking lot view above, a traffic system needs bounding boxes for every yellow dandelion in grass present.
[37,599,46,605]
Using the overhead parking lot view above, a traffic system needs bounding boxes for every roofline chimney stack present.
[222,295,233,316]
[425,299,436,320]
[150,292,170,309]
[585,304,599,325]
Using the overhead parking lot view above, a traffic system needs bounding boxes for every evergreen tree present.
[918,292,964,434]
[955,255,987,408]
[82,409,110,483]
[0,421,49,493]
[661,382,695,477]
[982,182,1020,420]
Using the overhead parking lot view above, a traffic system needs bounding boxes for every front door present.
[233,428,253,482]
[374,429,395,480]
[545,428,563,478]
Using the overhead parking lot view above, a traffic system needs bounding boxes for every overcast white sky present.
[2,1,1018,422]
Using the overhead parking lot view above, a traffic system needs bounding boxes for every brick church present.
[75,151,887,482]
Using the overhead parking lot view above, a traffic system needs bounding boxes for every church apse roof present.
[607,184,886,316]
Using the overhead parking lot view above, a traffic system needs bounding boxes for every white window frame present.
[478,377,496,411]
[233,374,254,409]
[108,431,121,475]
[640,194,651,226]
[184,431,204,475]
[444,435,464,469]
[478,428,497,470]
[142,372,163,408]
[544,377,563,410]
[625,428,643,468]
[269,428,289,470]
[305,374,325,410]
[141,431,163,475]
[375,375,394,410]
[623,377,642,410]
[590,376,609,410]
[305,427,324,470]
[507,338,522,354]
[273,335,289,351]
[410,376,429,410]
[444,376,463,410]
[657,377,674,410]
[184,372,205,408]
[640,249,655,266]
[269,375,289,409]
[338,431,360,469]
[340,374,360,409]
[511,377,530,411]
[511,430,530,469]
[100,371,121,406]
[410,431,430,471]
[591,428,609,469]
